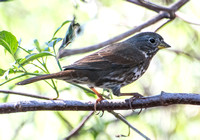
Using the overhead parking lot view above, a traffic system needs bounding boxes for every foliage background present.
[0,0,200,139]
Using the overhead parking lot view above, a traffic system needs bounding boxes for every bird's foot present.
[129,93,143,114]
[90,87,105,113]
[119,92,143,114]
[94,96,104,114]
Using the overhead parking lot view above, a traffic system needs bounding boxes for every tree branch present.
[176,11,200,26]
[1,92,200,114]
[0,89,53,100]
[154,19,172,32]
[58,13,167,58]
[109,110,150,140]
[58,0,189,58]
[168,49,200,61]
[127,0,171,13]
[65,111,94,140]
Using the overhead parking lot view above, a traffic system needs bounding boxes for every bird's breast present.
[95,61,150,90]
[120,64,146,86]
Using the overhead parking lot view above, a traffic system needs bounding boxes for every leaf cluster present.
[0,19,94,98]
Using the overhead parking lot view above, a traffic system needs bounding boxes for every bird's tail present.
[16,71,70,85]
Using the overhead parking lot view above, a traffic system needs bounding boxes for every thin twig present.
[169,0,189,12]
[154,19,172,32]
[65,111,94,140]
[0,90,53,100]
[109,110,150,140]
[12,120,29,140]
[168,49,200,61]
[58,13,167,58]
[127,0,171,13]
[55,112,74,130]
[176,11,200,26]
[58,0,189,58]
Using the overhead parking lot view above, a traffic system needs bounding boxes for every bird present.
[16,32,171,102]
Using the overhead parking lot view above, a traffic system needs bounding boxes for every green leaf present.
[59,20,80,50]
[34,39,41,52]
[33,70,39,73]
[20,51,54,66]
[0,30,18,55]
[71,83,96,98]
[1,68,24,79]
[0,72,42,86]
[52,20,71,38]
[44,46,50,51]
[3,95,9,103]
[0,68,6,76]
[2,69,13,80]
[47,38,62,48]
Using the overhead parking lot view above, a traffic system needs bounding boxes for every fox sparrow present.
[16,32,170,102]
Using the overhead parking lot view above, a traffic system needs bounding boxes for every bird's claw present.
[128,93,144,114]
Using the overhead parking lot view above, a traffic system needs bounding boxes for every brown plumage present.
[16,32,170,99]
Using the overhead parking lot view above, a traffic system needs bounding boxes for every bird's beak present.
[158,41,171,49]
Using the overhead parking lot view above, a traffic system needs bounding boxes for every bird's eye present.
[149,38,155,44]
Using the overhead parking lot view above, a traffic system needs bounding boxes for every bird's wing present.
[63,42,145,71]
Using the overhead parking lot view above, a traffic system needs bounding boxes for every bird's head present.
[126,32,171,57]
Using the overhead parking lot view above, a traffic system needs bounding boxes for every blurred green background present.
[0,0,200,140]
